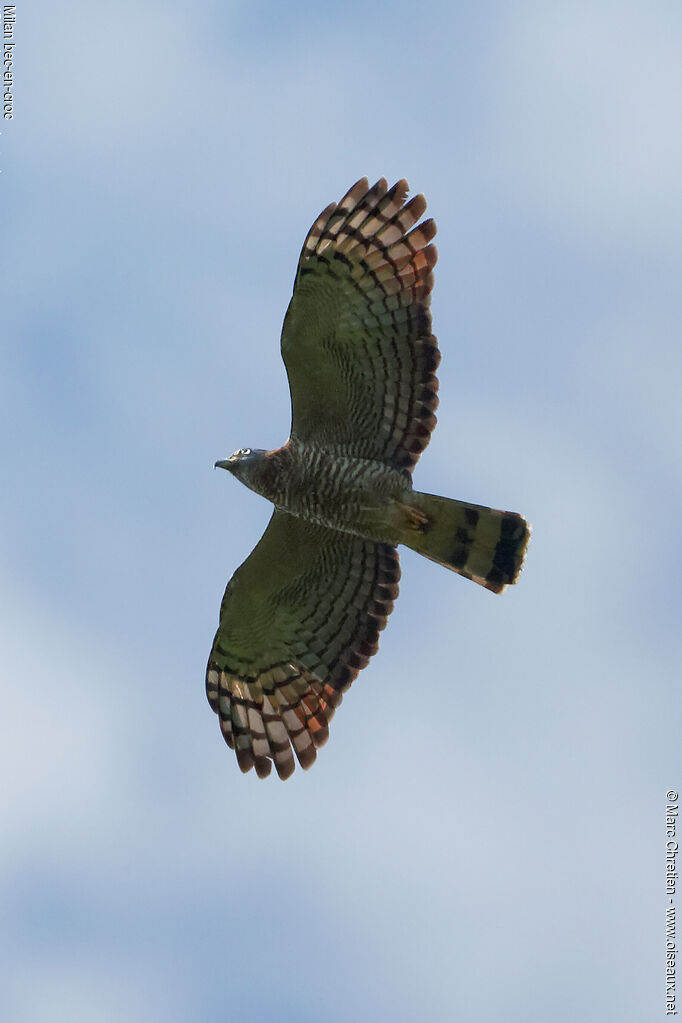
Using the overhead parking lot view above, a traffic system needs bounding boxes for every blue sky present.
[2,2,681,1020]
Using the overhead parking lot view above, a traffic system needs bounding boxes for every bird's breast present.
[253,447,409,542]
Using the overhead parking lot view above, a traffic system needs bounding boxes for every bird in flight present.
[207,177,530,779]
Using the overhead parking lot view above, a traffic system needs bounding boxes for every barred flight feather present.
[282,177,441,474]
[206,513,400,779]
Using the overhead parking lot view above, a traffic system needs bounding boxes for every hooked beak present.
[214,459,233,471]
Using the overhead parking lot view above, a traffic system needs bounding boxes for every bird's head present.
[214,448,267,487]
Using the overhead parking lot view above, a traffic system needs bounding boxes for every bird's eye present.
[240,448,251,456]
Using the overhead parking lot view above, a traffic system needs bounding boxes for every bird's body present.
[225,443,412,545]
[207,177,530,780]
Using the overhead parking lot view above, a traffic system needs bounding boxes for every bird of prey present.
[207,177,529,780]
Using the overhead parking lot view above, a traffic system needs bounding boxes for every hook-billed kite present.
[206,178,530,779]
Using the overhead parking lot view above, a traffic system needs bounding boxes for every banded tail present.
[403,492,530,593]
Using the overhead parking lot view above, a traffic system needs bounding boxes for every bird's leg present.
[403,505,430,534]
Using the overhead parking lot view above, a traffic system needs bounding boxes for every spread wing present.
[281,177,441,475]
[206,510,400,779]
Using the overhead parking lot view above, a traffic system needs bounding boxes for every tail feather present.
[403,492,530,593]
